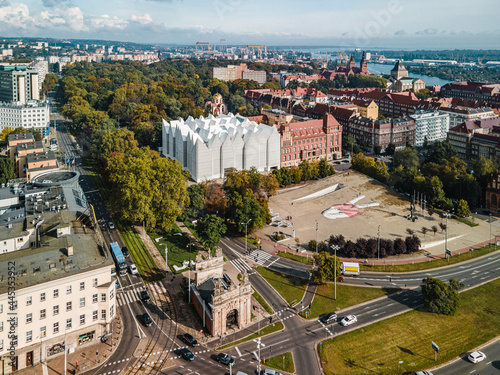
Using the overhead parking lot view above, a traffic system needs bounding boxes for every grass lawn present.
[361,245,498,272]
[118,222,163,282]
[183,220,200,241]
[319,279,500,375]
[81,157,110,201]
[262,352,295,373]
[305,284,401,319]
[277,251,314,265]
[256,267,308,306]
[218,322,284,350]
[252,287,274,314]
[148,225,199,274]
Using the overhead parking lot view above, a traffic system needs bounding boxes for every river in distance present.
[367,63,452,86]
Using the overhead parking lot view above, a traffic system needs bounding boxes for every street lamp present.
[253,337,265,374]
[165,244,168,274]
[489,213,492,248]
[331,245,339,300]
[444,213,450,257]
[187,243,193,303]
[241,219,252,255]
[315,220,318,253]
[377,224,381,260]
[229,361,234,375]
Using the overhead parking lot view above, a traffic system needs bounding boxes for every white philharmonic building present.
[162,113,281,182]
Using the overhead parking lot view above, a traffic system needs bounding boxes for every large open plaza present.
[259,171,496,259]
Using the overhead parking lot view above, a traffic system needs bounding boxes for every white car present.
[340,315,357,326]
[129,264,139,275]
[468,351,486,363]
[108,221,115,230]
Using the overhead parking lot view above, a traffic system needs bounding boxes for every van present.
[264,369,282,375]
[236,372,248,375]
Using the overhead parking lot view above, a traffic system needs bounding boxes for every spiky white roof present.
[163,113,275,149]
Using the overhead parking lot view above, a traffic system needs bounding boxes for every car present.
[340,315,358,326]
[179,348,195,361]
[142,313,153,327]
[415,371,434,375]
[468,351,486,363]
[216,353,235,366]
[108,221,115,230]
[140,290,151,303]
[182,333,199,347]
[129,264,138,275]
[319,312,337,324]
[122,246,130,257]
[264,369,281,375]
[115,280,120,288]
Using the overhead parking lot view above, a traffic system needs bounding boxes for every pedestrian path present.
[247,249,274,266]
[229,257,255,274]
[116,281,167,307]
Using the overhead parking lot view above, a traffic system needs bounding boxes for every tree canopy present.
[422,277,465,315]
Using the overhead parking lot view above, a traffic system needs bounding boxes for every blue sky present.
[0,0,499,49]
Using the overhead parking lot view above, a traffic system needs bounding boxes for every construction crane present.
[337,50,349,64]
[246,45,267,59]
[195,42,210,53]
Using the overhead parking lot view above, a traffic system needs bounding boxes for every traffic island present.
[262,351,296,374]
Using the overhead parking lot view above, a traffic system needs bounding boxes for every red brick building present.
[486,172,500,214]
[277,114,342,167]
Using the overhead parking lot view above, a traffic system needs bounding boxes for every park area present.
[259,171,494,258]
[319,279,500,375]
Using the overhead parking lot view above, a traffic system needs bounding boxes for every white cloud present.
[130,13,153,25]
[89,14,127,30]
[0,3,33,29]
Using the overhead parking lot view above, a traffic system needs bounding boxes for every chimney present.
[67,245,74,256]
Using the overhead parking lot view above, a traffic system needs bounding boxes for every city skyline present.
[0,0,498,49]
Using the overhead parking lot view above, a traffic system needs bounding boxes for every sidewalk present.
[258,235,495,266]
[17,311,124,375]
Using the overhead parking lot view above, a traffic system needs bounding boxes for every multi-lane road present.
[51,91,499,374]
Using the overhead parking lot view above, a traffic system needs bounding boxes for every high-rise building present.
[0,64,40,104]
[0,101,51,137]
[410,110,450,146]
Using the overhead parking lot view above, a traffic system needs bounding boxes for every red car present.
[338,276,345,282]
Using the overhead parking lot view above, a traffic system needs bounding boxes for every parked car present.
[182,333,199,347]
[319,312,337,324]
[122,246,130,257]
[142,313,153,327]
[468,351,486,363]
[139,290,151,303]
[108,221,115,230]
[179,348,195,361]
[340,315,358,326]
[264,369,281,375]
[129,264,138,275]
[216,353,235,366]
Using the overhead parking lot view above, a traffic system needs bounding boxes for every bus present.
[110,242,127,276]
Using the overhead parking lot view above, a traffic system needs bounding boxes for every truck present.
[341,262,360,276]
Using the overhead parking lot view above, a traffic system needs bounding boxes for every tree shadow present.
[343,357,381,374]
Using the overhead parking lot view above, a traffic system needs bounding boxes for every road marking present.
[470,370,476,373]
[235,346,242,357]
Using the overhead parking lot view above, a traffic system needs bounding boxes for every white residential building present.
[439,106,496,129]
[162,113,281,182]
[0,101,50,137]
[410,110,450,146]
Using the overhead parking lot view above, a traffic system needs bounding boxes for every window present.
[0,321,3,332]
[40,309,46,319]
[101,309,106,320]
[26,296,32,306]
[80,282,85,291]
[40,326,46,338]
[0,339,3,351]
[79,298,85,308]
[26,331,32,343]
[100,293,106,302]
[110,288,114,300]
[53,322,59,334]
[66,319,72,329]
[79,314,85,326]
[92,278,98,287]
[53,289,59,298]
[66,302,72,311]
[53,305,59,315]
[40,293,46,302]
[110,305,115,318]
[0,304,2,313]
[93,310,98,321]
[66,285,72,294]
[26,313,32,324]
[92,294,98,304]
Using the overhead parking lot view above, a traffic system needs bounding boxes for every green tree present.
[455,199,471,217]
[426,141,457,163]
[422,277,465,315]
[261,174,279,197]
[248,167,262,189]
[196,214,227,251]
[92,127,138,162]
[385,143,396,156]
[393,147,419,170]
[0,157,15,184]
[312,251,342,284]
[0,126,13,141]
[107,148,188,231]
[318,158,334,178]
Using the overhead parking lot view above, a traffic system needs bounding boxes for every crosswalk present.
[247,249,273,266]
[116,281,167,307]
[229,257,255,274]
